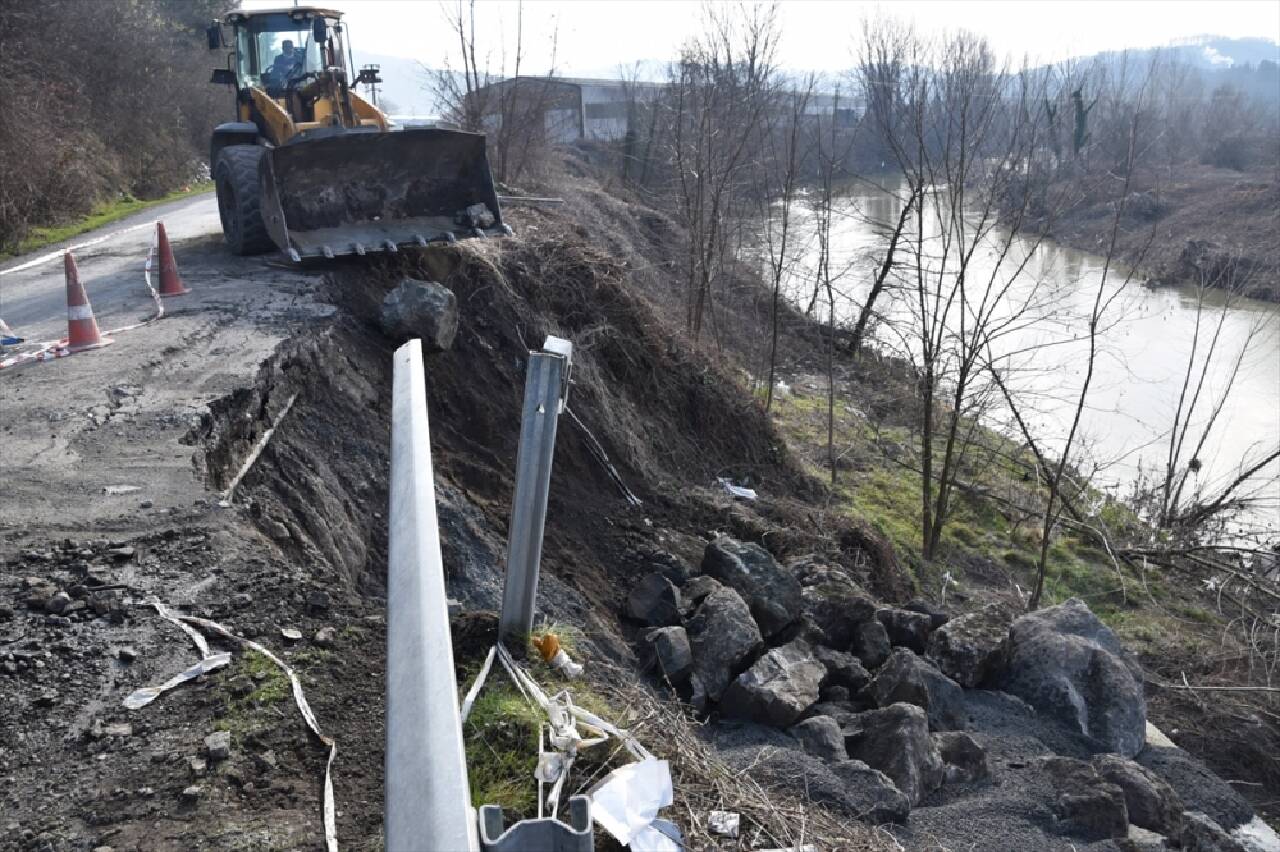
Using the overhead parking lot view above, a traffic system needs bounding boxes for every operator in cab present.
[271,39,301,77]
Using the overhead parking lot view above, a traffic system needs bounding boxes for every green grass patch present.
[464,680,544,819]
[459,631,621,821]
[3,181,213,259]
[765,374,1157,613]
[287,647,335,670]
[214,650,291,739]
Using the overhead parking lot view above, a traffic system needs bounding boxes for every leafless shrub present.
[0,0,225,249]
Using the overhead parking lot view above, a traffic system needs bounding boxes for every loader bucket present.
[259,128,507,261]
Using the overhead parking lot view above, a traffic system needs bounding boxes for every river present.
[777,178,1279,539]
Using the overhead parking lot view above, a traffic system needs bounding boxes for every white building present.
[472,76,664,143]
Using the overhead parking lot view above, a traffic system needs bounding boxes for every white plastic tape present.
[128,599,340,852]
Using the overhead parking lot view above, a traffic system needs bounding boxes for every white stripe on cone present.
[68,305,94,321]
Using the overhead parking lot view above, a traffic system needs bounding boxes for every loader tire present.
[215,145,273,255]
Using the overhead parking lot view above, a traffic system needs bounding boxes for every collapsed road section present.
[4,187,1276,852]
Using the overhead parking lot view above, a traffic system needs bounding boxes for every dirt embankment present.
[3,170,1275,851]
[0,184,908,850]
[1027,164,1279,302]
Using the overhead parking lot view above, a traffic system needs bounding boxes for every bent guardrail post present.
[499,336,573,642]
[386,339,477,852]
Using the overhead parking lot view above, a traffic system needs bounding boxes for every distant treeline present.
[0,0,230,251]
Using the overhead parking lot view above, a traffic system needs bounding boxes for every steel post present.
[385,339,477,852]
[499,337,572,641]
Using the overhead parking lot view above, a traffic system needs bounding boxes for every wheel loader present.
[206,7,507,260]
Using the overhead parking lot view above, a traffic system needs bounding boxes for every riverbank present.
[1028,164,1279,302]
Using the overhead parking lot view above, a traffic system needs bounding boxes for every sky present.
[242,0,1280,76]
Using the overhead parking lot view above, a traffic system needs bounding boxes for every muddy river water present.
[779,179,1279,536]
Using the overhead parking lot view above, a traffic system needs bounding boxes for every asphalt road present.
[0,190,330,534]
[0,193,223,343]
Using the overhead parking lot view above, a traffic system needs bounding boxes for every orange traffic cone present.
[64,251,112,351]
[155,222,189,297]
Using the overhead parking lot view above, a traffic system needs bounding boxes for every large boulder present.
[1038,756,1130,841]
[625,572,681,627]
[850,619,892,669]
[865,648,967,731]
[679,575,723,615]
[905,599,949,630]
[685,586,762,704]
[1092,754,1183,835]
[844,703,945,806]
[644,626,693,685]
[1180,811,1248,852]
[721,640,825,728]
[791,557,866,592]
[926,602,1013,688]
[723,745,909,825]
[632,547,693,585]
[813,646,870,694]
[830,760,912,824]
[379,278,459,351]
[788,716,847,762]
[934,731,990,784]
[995,598,1146,756]
[801,582,878,650]
[806,701,861,728]
[701,537,802,637]
[877,607,934,654]
[1135,747,1254,831]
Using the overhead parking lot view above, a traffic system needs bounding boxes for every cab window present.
[234,13,328,92]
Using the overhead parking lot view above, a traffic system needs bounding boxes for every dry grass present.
[579,660,902,851]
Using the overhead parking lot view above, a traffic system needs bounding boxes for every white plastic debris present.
[590,757,676,850]
[708,810,741,838]
[128,599,339,852]
[123,653,232,709]
[280,627,303,641]
[103,485,142,496]
[543,335,573,360]
[1232,815,1280,852]
[535,749,567,784]
[547,647,584,678]
[631,821,682,852]
[717,477,758,501]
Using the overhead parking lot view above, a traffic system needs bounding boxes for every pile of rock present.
[622,536,1235,843]
[2,540,136,635]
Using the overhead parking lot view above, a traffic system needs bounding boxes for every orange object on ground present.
[64,252,112,351]
[532,633,561,662]
[155,222,189,297]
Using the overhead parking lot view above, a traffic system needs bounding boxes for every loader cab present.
[210,6,365,150]
[226,9,344,95]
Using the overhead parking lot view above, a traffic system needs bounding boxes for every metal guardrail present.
[385,339,478,852]
[499,336,573,641]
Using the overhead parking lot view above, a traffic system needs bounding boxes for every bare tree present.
[761,75,815,410]
[856,20,1066,561]
[1152,260,1280,538]
[430,0,561,184]
[663,3,779,341]
[1025,67,1154,609]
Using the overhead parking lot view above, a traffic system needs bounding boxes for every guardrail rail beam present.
[385,339,477,852]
